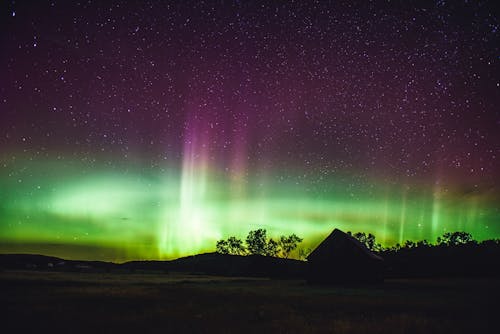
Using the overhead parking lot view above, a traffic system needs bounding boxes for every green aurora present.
[1,158,498,262]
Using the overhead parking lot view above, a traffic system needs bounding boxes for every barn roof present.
[307,228,383,261]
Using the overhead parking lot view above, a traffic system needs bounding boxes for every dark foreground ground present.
[1,271,497,333]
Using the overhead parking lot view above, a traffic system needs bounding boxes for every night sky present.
[1,1,499,261]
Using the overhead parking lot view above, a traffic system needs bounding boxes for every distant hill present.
[0,254,118,272]
[0,254,64,269]
[0,253,306,278]
[124,252,305,277]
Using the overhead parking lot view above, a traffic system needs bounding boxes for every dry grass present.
[1,271,497,333]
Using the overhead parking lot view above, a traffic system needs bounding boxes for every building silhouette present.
[307,228,384,284]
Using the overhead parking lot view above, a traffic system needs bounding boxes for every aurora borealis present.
[1,1,499,261]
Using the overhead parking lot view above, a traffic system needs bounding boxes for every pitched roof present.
[307,228,383,261]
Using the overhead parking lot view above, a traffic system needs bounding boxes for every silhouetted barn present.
[307,229,384,284]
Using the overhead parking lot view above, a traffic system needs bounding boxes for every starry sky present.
[1,1,499,261]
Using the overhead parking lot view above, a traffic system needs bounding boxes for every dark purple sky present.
[1,0,499,185]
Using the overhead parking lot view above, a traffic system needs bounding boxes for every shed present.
[307,228,384,284]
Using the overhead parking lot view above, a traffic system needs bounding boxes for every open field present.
[1,271,497,333]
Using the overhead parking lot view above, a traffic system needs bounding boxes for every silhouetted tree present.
[265,238,279,257]
[227,236,246,255]
[246,229,268,255]
[279,234,303,258]
[390,243,402,251]
[348,231,382,252]
[416,240,430,248]
[403,240,416,249]
[216,239,229,254]
[437,232,473,246]
[217,229,303,258]
[481,239,500,246]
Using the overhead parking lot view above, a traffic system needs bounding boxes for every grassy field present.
[1,271,497,333]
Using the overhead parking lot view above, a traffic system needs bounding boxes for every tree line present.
[216,228,303,259]
[348,230,495,253]
[217,229,499,259]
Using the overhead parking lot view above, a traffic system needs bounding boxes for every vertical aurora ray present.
[382,194,389,244]
[177,122,211,252]
[398,188,407,244]
[431,186,441,242]
[158,109,221,258]
[229,123,249,200]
